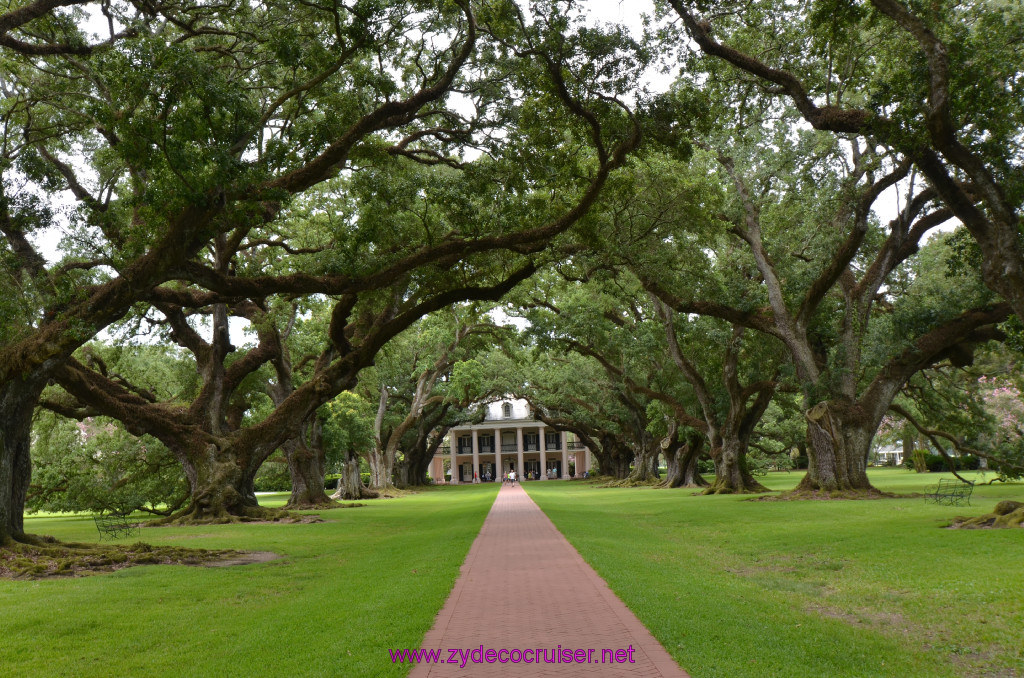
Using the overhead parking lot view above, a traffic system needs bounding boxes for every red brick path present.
[409,484,689,677]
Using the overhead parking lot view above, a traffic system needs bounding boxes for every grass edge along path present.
[0,483,499,678]
[524,470,1024,678]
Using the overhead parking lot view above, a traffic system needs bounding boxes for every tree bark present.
[703,438,768,494]
[367,446,394,491]
[794,402,875,493]
[284,416,334,509]
[625,440,661,484]
[397,432,441,487]
[332,449,377,500]
[0,378,45,545]
[591,435,633,480]
[661,435,709,488]
[160,442,270,523]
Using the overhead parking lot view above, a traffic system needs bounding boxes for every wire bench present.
[93,512,139,540]
[924,478,973,507]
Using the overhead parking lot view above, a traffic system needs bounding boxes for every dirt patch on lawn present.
[0,537,280,579]
[201,550,282,567]
[807,603,909,629]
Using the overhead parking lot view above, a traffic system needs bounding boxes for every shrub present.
[28,413,188,515]
[906,453,981,472]
[254,464,291,492]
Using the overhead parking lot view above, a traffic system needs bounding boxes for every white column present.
[561,431,569,479]
[516,426,524,477]
[538,424,547,480]
[449,433,458,484]
[583,447,591,476]
[472,428,480,483]
[495,433,502,480]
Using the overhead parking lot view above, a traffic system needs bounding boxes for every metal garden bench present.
[93,512,139,540]
[924,478,973,506]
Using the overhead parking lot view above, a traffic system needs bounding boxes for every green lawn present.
[524,469,1024,678]
[1,483,499,678]
[5,471,1021,678]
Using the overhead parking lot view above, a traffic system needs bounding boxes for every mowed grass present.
[1,483,499,678]
[524,469,1024,678]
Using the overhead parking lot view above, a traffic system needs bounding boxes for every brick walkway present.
[409,483,689,677]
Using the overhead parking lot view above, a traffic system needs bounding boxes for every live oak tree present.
[515,265,784,492]
[637,136,1009,494]
[359,308,506,490]
[2,0,483,540]
[517,351,649,480]
[1,0,643,534]
[322,390,377,501]
[661,0,1024,346]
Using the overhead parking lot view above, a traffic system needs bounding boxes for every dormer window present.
[503,402,512,419]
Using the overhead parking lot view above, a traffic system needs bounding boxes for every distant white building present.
[430,398,591,483]
[874,443,904,466]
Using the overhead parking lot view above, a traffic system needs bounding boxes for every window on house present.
[503,402,512,418]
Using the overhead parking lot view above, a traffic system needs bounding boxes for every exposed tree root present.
[284,495,341,511]
[371,487,417,498]
[601,477,660,488]
[702,478,770,495]
[0,538,241,579]
[950,501,1024,529]
[148,504,300,526]
[331,486,380,501]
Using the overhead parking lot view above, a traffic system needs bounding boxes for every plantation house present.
[431,399,591,483]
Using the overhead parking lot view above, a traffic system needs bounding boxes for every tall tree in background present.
[361,308,505,491]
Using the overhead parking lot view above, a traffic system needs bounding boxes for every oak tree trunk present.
[332,451,377,500]
[0,379,42,545]
[284,443,333,509]
[367,447,394,491]
[594,443,632,479]
[661,437,709,488]
[794,402,876,494]
[283,416,334,509]
[703,438,768,494]
[397,453,433,487]
[160,443,274,524]
[626,442,661,483]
